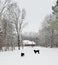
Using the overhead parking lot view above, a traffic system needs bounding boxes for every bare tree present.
[0,0,27,50]
[5,2,27,49]
[19,9,26,48]
[5,2,21,49]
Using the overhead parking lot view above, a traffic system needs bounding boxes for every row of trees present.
[0,0,26,50]
[38,0,58,48]
[39,14,58,47]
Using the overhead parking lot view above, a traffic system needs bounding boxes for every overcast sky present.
[16,0,56,33]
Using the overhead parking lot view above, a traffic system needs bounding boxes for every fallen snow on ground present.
[0,46,58,65]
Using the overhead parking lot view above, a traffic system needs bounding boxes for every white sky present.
[16,0,56,33]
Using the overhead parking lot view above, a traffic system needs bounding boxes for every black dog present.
[34,50,40,54]
[21,53,25,57]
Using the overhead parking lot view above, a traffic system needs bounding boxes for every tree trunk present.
[50,29,54,48]
[18,34,20,50]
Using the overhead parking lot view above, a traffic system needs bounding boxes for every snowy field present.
[0,46,58,65]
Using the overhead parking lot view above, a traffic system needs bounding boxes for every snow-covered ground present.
[0,46,58,65]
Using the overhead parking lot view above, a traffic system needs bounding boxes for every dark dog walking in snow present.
[34,50,40,54]
[21,53,25,57]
